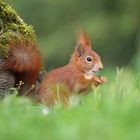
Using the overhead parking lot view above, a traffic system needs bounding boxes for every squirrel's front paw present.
[93,76,107,86]
[99,76,108,84]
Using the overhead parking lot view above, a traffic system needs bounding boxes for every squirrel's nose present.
[97,62,103,71]
[99,63,103,71]
[93,63,103,72]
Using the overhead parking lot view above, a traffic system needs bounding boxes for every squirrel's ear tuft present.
[77,31,91,48]
[77,31,85,46]
[84,32,91,47]
[76,43,85,57]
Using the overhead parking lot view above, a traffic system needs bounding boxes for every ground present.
[0,68,140,140]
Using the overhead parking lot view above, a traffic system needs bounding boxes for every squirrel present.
[1,36,42,95]
[38,32,107,106]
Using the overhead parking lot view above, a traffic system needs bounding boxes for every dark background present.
[7,0,140,71]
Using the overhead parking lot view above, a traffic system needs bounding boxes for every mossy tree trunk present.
[0,1,36,58]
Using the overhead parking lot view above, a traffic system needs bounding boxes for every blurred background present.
[7,0,140,71]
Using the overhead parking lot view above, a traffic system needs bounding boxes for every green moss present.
[0,1,36,59]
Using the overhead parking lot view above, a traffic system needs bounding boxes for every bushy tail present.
[4,37,42,94]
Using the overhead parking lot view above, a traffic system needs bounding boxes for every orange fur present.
[38,32,107,106]
[4,37,42,94]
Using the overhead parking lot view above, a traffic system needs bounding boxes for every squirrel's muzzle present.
[92,63,103,72]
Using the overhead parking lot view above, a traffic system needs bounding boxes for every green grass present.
[0,68,140,140]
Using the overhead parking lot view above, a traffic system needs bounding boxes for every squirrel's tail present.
[4,37,42,94]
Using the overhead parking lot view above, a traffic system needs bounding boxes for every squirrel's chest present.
[60,71,92,93]
[73,79,91,93]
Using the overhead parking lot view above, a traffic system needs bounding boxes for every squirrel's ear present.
[76,43,85,57]
[84,32,91,47]
[77,32,85,46]
[77,31,91,48]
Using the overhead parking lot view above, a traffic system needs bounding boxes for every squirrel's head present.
[71,32,103,79]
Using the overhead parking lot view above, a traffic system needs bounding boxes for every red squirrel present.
[4,36,42,95]
[38,32,107,106]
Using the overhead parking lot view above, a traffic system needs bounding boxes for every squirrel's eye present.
[86,56,92,62]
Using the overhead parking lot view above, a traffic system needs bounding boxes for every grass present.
[0,68,140,140]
